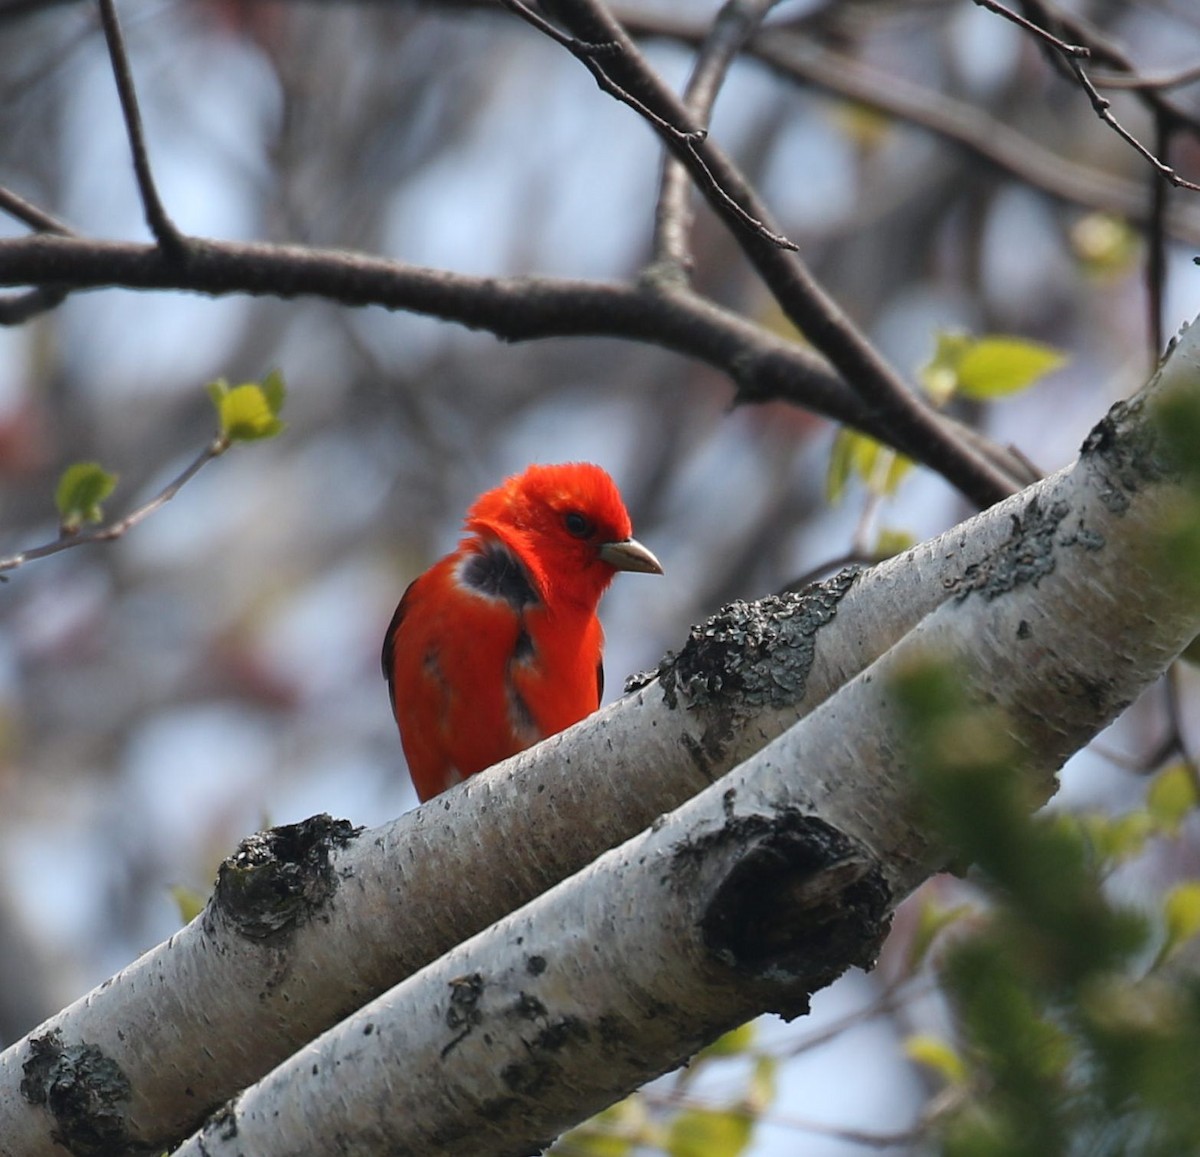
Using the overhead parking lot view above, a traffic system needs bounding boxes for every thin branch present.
[970,0,1090,57]
[0,0,80,18]
[1021,0,1200,138]
[496,0,707,146]
[617,7,1200,245]
[1148,111,1169,367]
[0,188,75,321]
[652,0,782,275]
[0,232,1024,502]
[0,435,226,575]
[1091,61,1200,93]
[510,0,1019,507]
[1063,55,1200,193]
[1011,0,1200,189]
[0,286,67,325]
[503,0,797,251]
[0,186,74,235]
[96,0,188,253]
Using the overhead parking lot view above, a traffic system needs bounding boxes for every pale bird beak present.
[598,537,663,575]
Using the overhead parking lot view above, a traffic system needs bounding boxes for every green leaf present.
[169,884,207,926]
[552,1098,645,1157]
[695,1022,755,1061]
[919,332,1066,404]
[827,428,914,502]
[1070,212,1139,278]
[55,462,118,532]
[826,426,855,503]
[1152,387,1200,485]
[746,1054,777,1113]
[1158,881,1200,965]
[207,374,287,443]
[955,338,1067,400]
[260,368,286,414]
[874,527,916,559]
[1079,810,1152,864]
[666,1108,753,1157]
[907,898,974,972]
[905,1033,967,1086]
[1147,764,1200,837]
[920,331,974,406]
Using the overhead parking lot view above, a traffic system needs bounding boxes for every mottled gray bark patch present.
[950,496,1070,602]
[210,814,361,941]
[648,568,860,775]
[20,1029,133,1156]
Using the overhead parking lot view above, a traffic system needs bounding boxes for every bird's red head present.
[464,462,661,609]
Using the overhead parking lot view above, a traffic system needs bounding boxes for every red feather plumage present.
[383,462,661,802]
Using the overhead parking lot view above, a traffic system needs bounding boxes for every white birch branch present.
[172,320,1200,1157]
[0,486,1024,1155]
[3,320,1199,1155]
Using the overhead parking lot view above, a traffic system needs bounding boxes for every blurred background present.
[1,0,1199,1151]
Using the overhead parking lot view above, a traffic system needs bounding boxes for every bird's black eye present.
[564,511,593,539]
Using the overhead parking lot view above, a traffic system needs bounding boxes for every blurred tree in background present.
[0,0,1199,1153]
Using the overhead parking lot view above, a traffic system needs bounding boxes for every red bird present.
[383,462,662,802]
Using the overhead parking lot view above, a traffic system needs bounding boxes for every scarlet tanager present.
[383,462,662,802]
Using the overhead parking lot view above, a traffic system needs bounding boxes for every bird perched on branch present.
[383,462,662,802]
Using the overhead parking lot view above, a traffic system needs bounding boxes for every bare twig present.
[652,0,782,276]
[0,287,67,325]
[0,186,73,236]
[96,0,188,253]
[509,0,1020,507]
[496,0,707,146]
[0,0,80,18]
[1091,61,1200,93]
[617,7,1200,245]
[1010,0,1200,190]
[0,187,75,320]
[1063,55,1200,193]
[0,435,226,575]
[1148,111,1169,367]
[503,0,797,251]
[970,0,1089,57]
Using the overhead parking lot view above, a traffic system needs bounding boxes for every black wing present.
[381,579,417,721]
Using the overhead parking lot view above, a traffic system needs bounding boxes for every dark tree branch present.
[0,0,78,17]
[0,183,77,322]
[496,0,708,146]
[0,232,1030,498]
[970,0,1089,57]
[1062,56,1200,193]
[1148,112,1169,366]
[1021,0,1200,140]
[2,0,1028,509]
[651,0,781,277]
[617,7,1200,245]
[1012,0,1200,190]
[524,0,798,251]
[526,0,1018,508]
[97,0,188,253]
[1092,61,1200,93]
[0,286,67,324]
